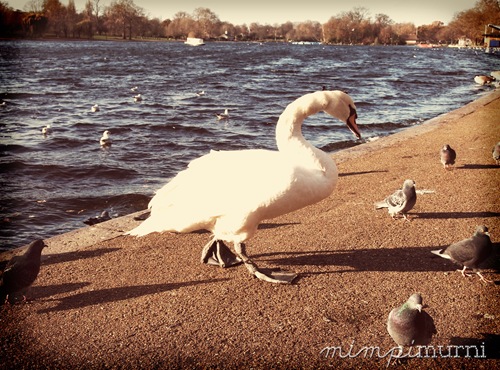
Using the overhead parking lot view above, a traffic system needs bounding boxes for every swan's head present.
[323,91,361,139]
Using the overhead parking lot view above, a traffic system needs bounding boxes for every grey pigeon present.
[375,179,417,220]
[440,144,456,169]
[387,293,436,357]
[84,210,111,225]
[492,142,500,165]
[431,225,494,283]
[0,239,47,304]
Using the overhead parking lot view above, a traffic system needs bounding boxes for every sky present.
[6,0,477,26]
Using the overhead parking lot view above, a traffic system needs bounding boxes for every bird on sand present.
[126,90,361,284]
[215,108,229,120]
[387,293,436,357]
[431,225,494,283]
[440,144,456,169]
[84,210,111,225]
[375,179,417,220]
[91,104,100,112]
[474,75,495,85]
[0,239,47,304]
[492,142,500,165]
[100,130,112,147]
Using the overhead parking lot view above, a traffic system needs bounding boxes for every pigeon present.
[91,104,100,112]
[474,75,495,85]
[83,210,111,226]
[0,239,47,304]
[41,124,52,136]
[387,293,436,357]
[100,130,112,147]
[492,142,500,165]
[375,179,417,220]
[440,144,456,169]
[431,225,494,283]
[216,108,229,120]
[134,94,142,102]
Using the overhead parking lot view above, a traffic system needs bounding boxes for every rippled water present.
[0,40,497,250]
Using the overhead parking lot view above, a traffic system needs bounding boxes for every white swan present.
[127,90,361,283]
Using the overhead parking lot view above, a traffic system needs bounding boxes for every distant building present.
[483,24,500,53]
[405,33,418,45]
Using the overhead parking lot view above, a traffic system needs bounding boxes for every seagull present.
[126,90,361,284]
[474,75,495,85]
[387,293,436,357]
[0,239,47,304]
[374,179,417,220]
[100,130,112,147]
[440,144,456,170]
[216,108,229,120]
[196,90,205,97]
[492,142,500,165]
[41,124,52,135]
[134,94,142,102]
[91,104,100,112]
[431,225,494,283]
[131,86,138,92]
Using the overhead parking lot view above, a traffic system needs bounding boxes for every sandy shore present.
[1,90,499,369]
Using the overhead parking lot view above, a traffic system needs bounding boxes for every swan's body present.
[127,90,360,283]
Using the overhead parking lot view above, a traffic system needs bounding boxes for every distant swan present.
[91,104,100,112]
[134,94,142,102]
[100,130,112,146]
[127,90,361,283]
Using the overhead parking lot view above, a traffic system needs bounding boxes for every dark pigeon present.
[375,179,417,220]
[387,293,436,357]
[432,225,494,283]
[0,239,47,304]
[440,144,456,170]
[84,210,111,225]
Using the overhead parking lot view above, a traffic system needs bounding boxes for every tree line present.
[1,0,499,45]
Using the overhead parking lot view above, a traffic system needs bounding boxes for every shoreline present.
[1,89,498,259]
[1,88,499,369]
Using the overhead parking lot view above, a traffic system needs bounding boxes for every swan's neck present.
[275,93,331,169]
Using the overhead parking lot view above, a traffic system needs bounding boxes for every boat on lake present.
[185,37,205,46]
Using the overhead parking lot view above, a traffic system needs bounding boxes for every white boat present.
[185,37,205,46]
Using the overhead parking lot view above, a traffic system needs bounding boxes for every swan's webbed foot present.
[234,243,297,284]
[201,238,242,268]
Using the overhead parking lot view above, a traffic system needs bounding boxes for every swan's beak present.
[347,106,361,139]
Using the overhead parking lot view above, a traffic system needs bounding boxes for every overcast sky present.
[6,0,476,26]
